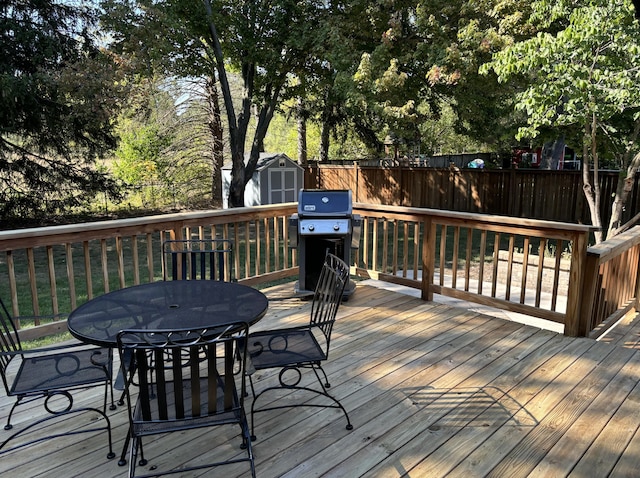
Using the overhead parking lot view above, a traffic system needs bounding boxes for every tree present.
[0,1,124,220]
[416,0,535,144]
[201,0,333,206]
[102,0,332,207]
[315,0,531,160]
[101,0,226,206]
[113,75,223,209]
[485,0,640,242]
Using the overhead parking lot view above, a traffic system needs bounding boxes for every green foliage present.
[485,0,640,148]
[108,77,216,210]
[264,112,310,160]
[102,0,336,206]
[0,0,126,220]
[114,123,169,184]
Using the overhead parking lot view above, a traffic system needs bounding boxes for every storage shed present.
[222,153,304,209]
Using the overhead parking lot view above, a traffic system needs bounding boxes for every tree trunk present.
[582,116,603,243]
[606,119,640,238]
[205,75,224,207]
[607,154,640,238]
[540,137,565,169]
[229,149,245,207]
[297,97,308,165]
[319,121,330,162]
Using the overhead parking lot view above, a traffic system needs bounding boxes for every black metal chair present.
[246,253,353,440]
[162,239,234,282]
[0,296,115,458]
[117,323,256,478]
[116,238,236,405]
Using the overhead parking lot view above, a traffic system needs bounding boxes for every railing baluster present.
[47,245,58,318]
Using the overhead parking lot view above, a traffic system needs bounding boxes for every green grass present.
[22,332,73,350]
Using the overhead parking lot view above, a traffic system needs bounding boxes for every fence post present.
[564,231,590,336]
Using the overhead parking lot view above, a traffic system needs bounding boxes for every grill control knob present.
[334,224,340,231]
[308,224,315,231]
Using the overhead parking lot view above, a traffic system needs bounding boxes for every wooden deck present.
[2,281,640,477]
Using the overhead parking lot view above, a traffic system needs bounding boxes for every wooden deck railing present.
[0,202,636,340]
[580,226,640,339]
[352,203,594,336]
[0,204,298,340]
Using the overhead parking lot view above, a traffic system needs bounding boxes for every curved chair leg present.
[310,363,331,389]
[0,407,115,459]
[250,383,353,441]
[4,398,22,430]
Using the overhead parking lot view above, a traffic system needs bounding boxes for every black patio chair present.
[117,323,256,478]
[246,253,353,440]
[162,238,235,282]
[0,296,115,458]
[116,238,235,405]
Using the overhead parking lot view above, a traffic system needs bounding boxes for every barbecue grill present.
[289,189,361,298]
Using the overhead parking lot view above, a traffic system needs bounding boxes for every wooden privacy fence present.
[0,203,637,340]
[305,165,640,227]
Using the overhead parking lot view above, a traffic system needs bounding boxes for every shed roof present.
[222,152,303,171]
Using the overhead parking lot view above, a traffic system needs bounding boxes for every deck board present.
[1,281,640,477]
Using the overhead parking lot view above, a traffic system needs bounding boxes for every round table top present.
[67,280,269,347]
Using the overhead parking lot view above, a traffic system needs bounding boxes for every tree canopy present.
[4,0,640,235]
[102,0,341,206]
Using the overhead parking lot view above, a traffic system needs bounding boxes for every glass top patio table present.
[67,280,269,347]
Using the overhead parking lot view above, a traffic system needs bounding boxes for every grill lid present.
[297,189,352,216]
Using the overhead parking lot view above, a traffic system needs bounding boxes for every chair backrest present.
[0,296,21,394]
[0,296,20,370]
[309,253,350,350]
[117,322,248,423]
[162,239,234,281]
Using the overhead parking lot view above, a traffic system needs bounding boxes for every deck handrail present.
[0,202,636,340]
[0,204,298,339]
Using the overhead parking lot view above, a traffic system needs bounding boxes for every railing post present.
[166,222,186,280]
[564,231,590,336]
[579,250,601,337]
[421,216,435,301]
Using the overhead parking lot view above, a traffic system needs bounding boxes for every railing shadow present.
[401,385,538,429]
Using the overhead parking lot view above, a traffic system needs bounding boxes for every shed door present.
[269,169,298,204]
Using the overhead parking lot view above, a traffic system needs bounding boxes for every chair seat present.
[246,254,353,440]
[10,348,112,395]
[247,328,326,370]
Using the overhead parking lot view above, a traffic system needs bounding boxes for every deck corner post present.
[564,231,589,337]
[635,245,640,312]
[579,250,601,337]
